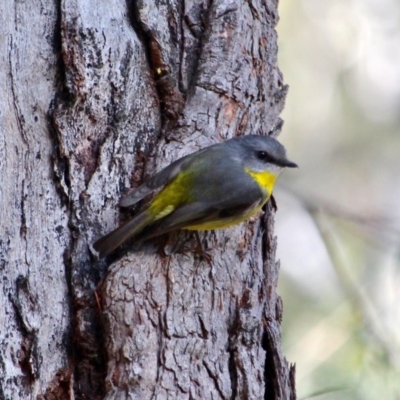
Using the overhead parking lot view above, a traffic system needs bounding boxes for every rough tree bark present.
[0,0,295,399]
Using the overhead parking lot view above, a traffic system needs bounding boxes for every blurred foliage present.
[275,0,400,399]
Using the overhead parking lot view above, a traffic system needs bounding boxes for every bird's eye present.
[257,151,269,161]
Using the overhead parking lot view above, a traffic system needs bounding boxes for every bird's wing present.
[92,211,150,259]
[119,150,206,208]
[136,199,261,242]
[135,201,213,241]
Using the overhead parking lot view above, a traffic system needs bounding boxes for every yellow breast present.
[244,168,278,196]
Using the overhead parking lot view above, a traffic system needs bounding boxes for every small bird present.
[93,135,297,259]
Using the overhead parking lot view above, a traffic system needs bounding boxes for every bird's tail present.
[92,211,150,259]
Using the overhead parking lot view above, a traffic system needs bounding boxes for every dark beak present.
[279,158,298,168]
[284,159,298,168]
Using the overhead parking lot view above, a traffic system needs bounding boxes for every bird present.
[93,135,297,259]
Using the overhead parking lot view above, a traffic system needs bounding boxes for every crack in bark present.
[227,345,238,400]
[9,276,40,383]
[261,202,297,400]
[215,5,238,20]
[262,326,297,400]
[182,0,213,94]
[46,3,108,398]
[47,11,73,211]
[0,359,5,400]
[203,359,227,399]
[126,0,185,125]
[19,179,27,243]
[196,81,229,96]
[7,35,29,146]
[155,310,164,385]
[178,0,185,94]
[227,305,240,400]
[37,368,73,400]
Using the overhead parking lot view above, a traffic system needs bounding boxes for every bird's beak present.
[281,159,298,168]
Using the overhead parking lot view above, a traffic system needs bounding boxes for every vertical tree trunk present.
[0,1,72,398]
[0,0,295,399]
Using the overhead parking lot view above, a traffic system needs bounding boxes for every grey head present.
[225,135,297,172]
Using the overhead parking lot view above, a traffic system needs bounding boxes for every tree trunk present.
[0,0,295,399]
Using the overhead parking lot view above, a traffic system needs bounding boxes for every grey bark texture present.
[0,0,295,399]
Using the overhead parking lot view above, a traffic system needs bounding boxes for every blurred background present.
[275,0,400,399]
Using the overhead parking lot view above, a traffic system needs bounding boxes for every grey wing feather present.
[136,201,214,241]
[161,200,260,229]
[92,211,150,258]
[136,199,260,242]
[119,150,205,208]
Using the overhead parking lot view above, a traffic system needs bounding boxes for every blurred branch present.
[287,188,400,251]
[286,189,400,370]
[300,385,351,400]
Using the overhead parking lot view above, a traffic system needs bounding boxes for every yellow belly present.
[184,202,264,230]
